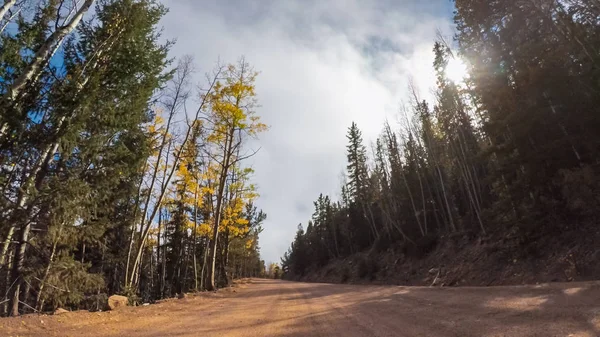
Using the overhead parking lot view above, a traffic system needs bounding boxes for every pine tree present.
[0,1,269,316]
[346,122,369,202]
[345,122,377,248]
[1,0,170,315]
[454,0,600,226]
[282,0,600,287]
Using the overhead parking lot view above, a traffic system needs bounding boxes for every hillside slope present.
[290,225,600,287]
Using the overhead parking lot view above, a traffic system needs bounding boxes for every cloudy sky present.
[160,0,456,264]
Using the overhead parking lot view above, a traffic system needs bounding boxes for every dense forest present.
[0,0,268,316]
[281,0,600,283]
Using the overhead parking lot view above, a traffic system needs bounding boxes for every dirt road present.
[2,279,600,336]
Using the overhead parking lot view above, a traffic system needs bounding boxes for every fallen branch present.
[430,269,441,287]
[19,300,38,313]
[33,277,70,293]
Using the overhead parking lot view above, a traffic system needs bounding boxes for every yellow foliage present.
[205,61,267,150]
[155,114,165,126]
[197,223,213,237]
[245,238,254,249]
[147,227,160,247]
[154,61,266,258]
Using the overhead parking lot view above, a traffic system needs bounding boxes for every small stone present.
[54,308,69,315]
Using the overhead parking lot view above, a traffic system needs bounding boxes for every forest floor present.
[2,278,600,336]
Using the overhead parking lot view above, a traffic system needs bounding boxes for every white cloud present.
[160,0,455,264]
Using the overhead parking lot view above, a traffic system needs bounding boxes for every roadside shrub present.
[403,234,439,258]
[122,286,141,306]
[340,265,351,283]
[36,253,104,311]
[357,255,378,280]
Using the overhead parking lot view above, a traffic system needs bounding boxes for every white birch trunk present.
[0,0,95,139]
[7,0,94,101]
[0,0,17,23]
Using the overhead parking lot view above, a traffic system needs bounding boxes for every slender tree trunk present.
[401,169,425,236]
[0,0,16,21]
[150,248,154,294]
[207,126,235,291]
[125,167,147,288]
[5,136,62,316]
[5,0,94,101]
[35,223,64,311]
[380,201,414,244]
[200,238,209,290]
[1,25,121,269]
[458,159,485,233]
[220,235,230,286]
[0,136,61,267]
[435,165,456,232]
[543,92,582,163]
[160,231,166,297]
[416,169,427,235]
[0,0,95,142]
[128,64,220,289]
[0,6,21,36]
[0,226,16,267]
[156,206,162,296]
[126,60,192,287]
[182,238,190,294]
[22,282,31,313]
[207,185,225,291]
[384,125,425,236]
[193,246,198,291]
[0,0,17,37]
[126,108,176,288]
[361,201,379,242]
[332,220,340,257]
[453,136,485,233]
[2,250,13,315]
[193,185,199,291]
[9,217,31,316]
[420,112,457,233]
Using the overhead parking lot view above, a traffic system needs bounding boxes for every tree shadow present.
[236,280,600,337]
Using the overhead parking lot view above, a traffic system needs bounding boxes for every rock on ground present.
[107,295,128,310]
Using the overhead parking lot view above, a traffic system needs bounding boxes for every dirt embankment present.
[293,224,600,287]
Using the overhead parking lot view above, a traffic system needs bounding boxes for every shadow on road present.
[233,279,600,337]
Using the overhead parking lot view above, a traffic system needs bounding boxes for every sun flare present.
[446,57,468,83]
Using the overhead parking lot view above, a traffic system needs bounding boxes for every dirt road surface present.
[2,279,600,336]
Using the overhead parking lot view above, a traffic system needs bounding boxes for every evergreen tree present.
[346,122,369,201]
[282,0,600,285]
[0,0,269,317]
[1,0,171,315]
[345,122,376,248]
